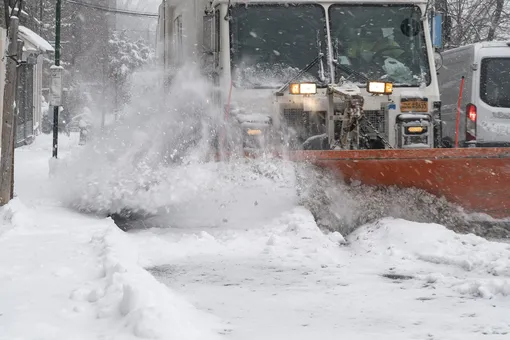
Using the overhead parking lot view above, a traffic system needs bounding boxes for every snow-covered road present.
[124,171,510,340]
[2,133,510,339]
[129,213,510,340]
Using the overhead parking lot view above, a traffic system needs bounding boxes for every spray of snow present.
[48,60,510,239]
[51,63,222,217]
[295,163,510,239]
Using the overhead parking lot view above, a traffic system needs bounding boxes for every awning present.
[18,26,54,54]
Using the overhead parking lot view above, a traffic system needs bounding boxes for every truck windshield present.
[480,58,510,108]
[229,4,327,89]
[328,5,431,87]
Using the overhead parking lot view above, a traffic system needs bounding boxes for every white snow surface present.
[18,25,54,53]
[1,134,223,340]
[134,210,510,339]
[2,132,510,339]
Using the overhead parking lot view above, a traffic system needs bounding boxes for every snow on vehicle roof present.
[18,25,55,54]
[442,40,510,54]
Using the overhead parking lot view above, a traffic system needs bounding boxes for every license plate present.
[400,98,428,112]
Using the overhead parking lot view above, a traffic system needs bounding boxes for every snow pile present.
[74,219,223,339]
[261,207,346,265]
[456,279,510,299]
[349,218,510,275]
[0,198,35,236]
[0,202,223,339]
[349,218,510,298]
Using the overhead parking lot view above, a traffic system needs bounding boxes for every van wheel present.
[441,137,454,148]
[368,138,385,150]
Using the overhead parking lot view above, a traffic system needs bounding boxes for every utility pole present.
[12,39,23,199]
[0,16,19,205]
[50,0,63,158]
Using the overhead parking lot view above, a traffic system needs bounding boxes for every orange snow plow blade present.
[287,148,510,219]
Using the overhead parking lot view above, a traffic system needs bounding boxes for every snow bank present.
[73,218,224,339]
[261,207,346,265]
[349,218,510,276]
[456,279,510,299]
[348,218,510,299]
[0,198,35,236]
[0,199,221,338]
[5,125,223,339]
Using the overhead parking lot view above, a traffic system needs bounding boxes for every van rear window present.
[480,58,510,108]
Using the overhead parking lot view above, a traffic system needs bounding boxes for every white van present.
[438,41,510,147]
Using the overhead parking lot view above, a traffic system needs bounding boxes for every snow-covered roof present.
[9,7,29,17]
[442,40,510,55]
[18,26,54,54]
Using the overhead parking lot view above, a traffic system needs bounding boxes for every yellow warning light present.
[289,83,317,95]
[367,81,393,95]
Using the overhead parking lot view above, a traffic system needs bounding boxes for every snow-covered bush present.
[108,30,155,111]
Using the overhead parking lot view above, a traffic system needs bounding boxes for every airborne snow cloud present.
[51,63,222,217]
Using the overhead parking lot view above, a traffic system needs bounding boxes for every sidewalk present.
[0,133,221,340]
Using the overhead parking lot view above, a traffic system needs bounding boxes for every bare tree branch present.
[488,0,504,40]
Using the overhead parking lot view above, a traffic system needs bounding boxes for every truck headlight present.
[367,81,393,95]
[289,82,317,95]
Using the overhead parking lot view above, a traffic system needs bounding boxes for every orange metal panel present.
[287,148,510,219]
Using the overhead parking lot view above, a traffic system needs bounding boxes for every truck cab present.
[157,0,443,152]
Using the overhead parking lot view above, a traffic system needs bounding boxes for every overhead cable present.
[65,0,158,18]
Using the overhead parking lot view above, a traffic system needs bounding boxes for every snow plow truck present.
[156,0,510,219]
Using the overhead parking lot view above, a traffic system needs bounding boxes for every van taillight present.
[467,104,477,122]
[466,103,477,141]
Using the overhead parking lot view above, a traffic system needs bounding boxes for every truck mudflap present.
[286,148,510,219]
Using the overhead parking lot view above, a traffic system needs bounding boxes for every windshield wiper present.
[334,61,369,83]
[276,53,324,95]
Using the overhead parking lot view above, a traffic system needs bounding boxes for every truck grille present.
[283,109,305,127]
[364,110,386,135]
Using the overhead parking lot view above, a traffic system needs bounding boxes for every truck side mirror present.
[434,50,443,70]
[203,14,217,54]
[431,13,443,49]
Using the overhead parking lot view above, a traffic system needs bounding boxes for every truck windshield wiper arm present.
[334,61,369,83]
[276,53,324,95]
